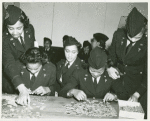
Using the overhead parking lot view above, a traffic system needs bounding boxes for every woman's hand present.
[16,84,30,106]
[107,67,120,79]
[32,86,51,96]
[103,92,117,103]
[128,92,140,102]
[71,89,87,101]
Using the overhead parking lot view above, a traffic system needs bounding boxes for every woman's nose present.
[68,52,72,57]
[13,29,17,34]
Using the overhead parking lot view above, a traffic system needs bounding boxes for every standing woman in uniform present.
[106,7,147,118]
[56,36,84,94]
[2,5,36,106]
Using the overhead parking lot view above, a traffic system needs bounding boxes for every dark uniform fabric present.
[5,5,23,25]
[39,46,56,65]
[108,7,147,119]
[108,28,147,100]
[78,49,90,63]
[2,24,35,93]
[126,7,146,38]
[59,68,112,98]
[139,91,147,119]
[56,57,84,94]
[88,47,107,69]
[20,62,56,96]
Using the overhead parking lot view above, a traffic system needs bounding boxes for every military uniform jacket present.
[108,28,147,100]
[78,49,90,63]
[2,24,35,88]
[56,57,84,92]
[20,62,56,96]
[59,68,112,98]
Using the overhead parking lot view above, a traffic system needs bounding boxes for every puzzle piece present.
[64,99,117,118]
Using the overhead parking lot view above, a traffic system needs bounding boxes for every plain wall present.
[20,2,148,48]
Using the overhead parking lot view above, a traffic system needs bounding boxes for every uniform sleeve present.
[137,54,147,96]
[47,64,56,96]
[59,69,79,97]
[2,40,23,88]
[29,24,36,42]
[107,30,118,67]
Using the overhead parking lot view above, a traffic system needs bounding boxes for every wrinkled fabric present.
[126,7,146,38]
[88,47,107,69]
[5,5,22,25]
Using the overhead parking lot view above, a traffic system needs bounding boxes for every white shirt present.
[18,32,24,44]
[65,59,76,68]
[92,76,101,84]
[29,71,40,80]
[45,48,50,51]
[126,34,142,47]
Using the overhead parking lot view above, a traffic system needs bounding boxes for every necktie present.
[66,62,70,69]
[62,62,70,74]
[125,40,134,54]
[93,78,97,89]
[20,36,26,50]
[30,74,36,88]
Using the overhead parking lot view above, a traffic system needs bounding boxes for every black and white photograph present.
[1,1,148,119]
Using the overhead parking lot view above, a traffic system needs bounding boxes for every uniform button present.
[140,72,142,74]
[125,65,127,67]
[124,72,126,74]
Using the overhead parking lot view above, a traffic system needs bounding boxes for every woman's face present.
[44,41,51,49]
[26,62,42,74]
[83,46,90,54]
[7,20,24,39]
[65,45,78,63]
[91,38,99,49]
[89,66,105,78]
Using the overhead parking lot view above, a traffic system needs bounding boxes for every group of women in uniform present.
[2,5,147,119]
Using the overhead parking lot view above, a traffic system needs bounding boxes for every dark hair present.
[83,40,91,48]
[20,47,48,65]
[63,35,69,42]
[99,40,106,50]
[63,36,81,52]
[91,38,106,50]
[19,11,29,29]
[3,10,29,32]
[44,37,52,45]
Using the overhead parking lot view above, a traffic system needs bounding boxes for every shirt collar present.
[66,57,77,68]
[21,31,24,39]
[92,76,101,83]
[29,66,42,79]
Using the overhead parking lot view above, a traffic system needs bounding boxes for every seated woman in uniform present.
[56,36,85,95]
[17,47,56,99]
[78,40,91,63]
[59,47,117,101]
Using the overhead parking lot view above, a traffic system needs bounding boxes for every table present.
[2,94,119,119]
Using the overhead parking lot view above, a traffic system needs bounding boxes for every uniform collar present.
[29,65,42,79]
[66,57,77,68]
